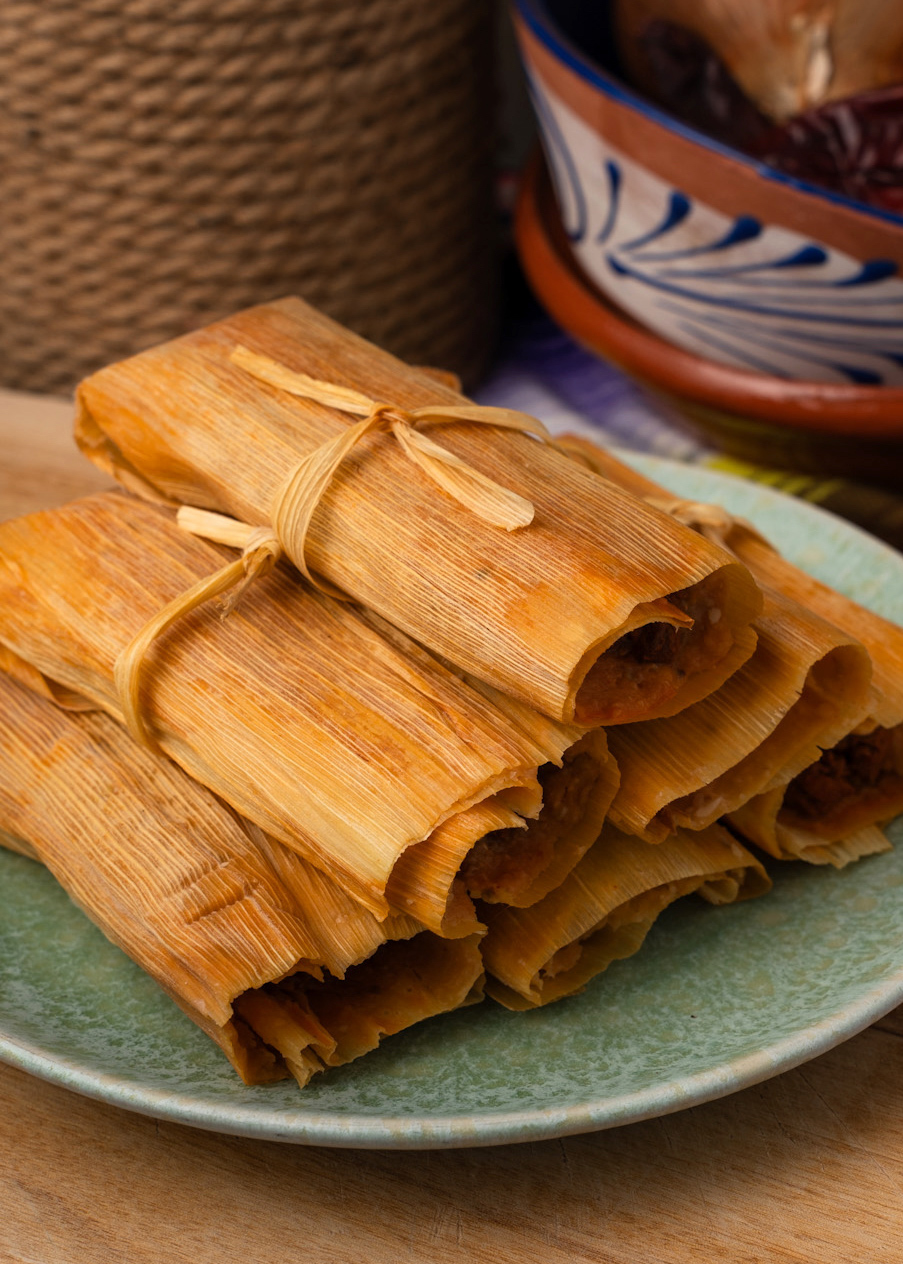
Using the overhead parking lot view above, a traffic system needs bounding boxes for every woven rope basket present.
[0,0,498,393]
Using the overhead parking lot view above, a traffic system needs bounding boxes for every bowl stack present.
[511,0,903,491]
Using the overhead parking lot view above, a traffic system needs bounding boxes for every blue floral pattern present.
[531,73,903,386]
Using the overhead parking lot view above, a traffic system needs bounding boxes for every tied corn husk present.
[0,671,488,1087]
[0,493,615,925]
[480,824,770,1009]
[74,296,761,725]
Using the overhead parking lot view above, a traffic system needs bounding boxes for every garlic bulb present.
[615,0,903,122]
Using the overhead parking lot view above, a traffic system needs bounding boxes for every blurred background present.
[0,0,499,393]
[2,0,901,544]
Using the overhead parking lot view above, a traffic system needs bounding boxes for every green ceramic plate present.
[2,456,902,1150]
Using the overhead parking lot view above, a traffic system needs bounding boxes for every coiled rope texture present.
[0,0,498,392]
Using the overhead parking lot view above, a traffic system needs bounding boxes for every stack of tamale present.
[1,297,900,1092]
[563,437,903,870]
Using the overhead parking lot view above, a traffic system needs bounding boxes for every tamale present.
[605,587,871,841]
[559,439,903,735]
[559,439,877,838]
[349,612,622,915]
[480,824,770,1009]
[666,473,903,859]
[0,671,484,1088]
[0,492,616,924]
[725,532,903,732]
[254,936,487,1080]
[729,713,903,867]
[729,780,896,868]
[73,297,761,725]
[559,439,903,865]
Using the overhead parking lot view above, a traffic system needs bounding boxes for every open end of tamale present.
[459,728,618,907]
[233,932,485,1085]
[607,582,874,843]
[779,725,903,840]
[773,825,892,869]
[232,987,336,1088]
[480,824,769,1008]
[198,1012,291,1087]
[698,865,772,905]
[302,932,485,1068]
[572,566,760,726]
[664,640,873,834]
[386,729,618,932]
[386,800,517,937]
[0,669,495,1092]
[486,879,704,1011]
[728,773,897,868]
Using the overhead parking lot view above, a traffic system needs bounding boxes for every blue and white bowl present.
[513,0,903,387]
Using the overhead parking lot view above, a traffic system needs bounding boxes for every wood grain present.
[0,389,112,517]
[1,388,903,1263]
[3,1028,903,1264]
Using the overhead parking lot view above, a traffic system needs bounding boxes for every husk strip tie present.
[645,495,775,552]
[114,344,555,748]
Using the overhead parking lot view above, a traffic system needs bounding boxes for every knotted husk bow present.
[115,345,559,748]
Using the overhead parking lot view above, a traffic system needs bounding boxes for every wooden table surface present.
[3,389,903,1264]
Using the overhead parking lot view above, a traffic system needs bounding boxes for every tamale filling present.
[459,750,603,903]
[575,578,735,724]
[261,932,484,1073]
[782,727,903,830]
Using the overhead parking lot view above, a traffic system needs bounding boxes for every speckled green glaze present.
[2,456,903,1149]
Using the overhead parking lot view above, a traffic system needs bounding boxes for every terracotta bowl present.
[512,0,903,388]
[516,154,903,491]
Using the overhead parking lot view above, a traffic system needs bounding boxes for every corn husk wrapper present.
[386,731,619,932]
[74,297,761,725]
[0,493,615,925]
[258,935,487,1077]
[562,438,903,734]
[0,671,487,1088]
[729,786,894,869]
[726,528,903,868]
[0,676,323,1048]
[675,485,903,867]
[481,824,770,1009]
[227,930,485,1090]
[729,533,903,732]
[353,615,622,915]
